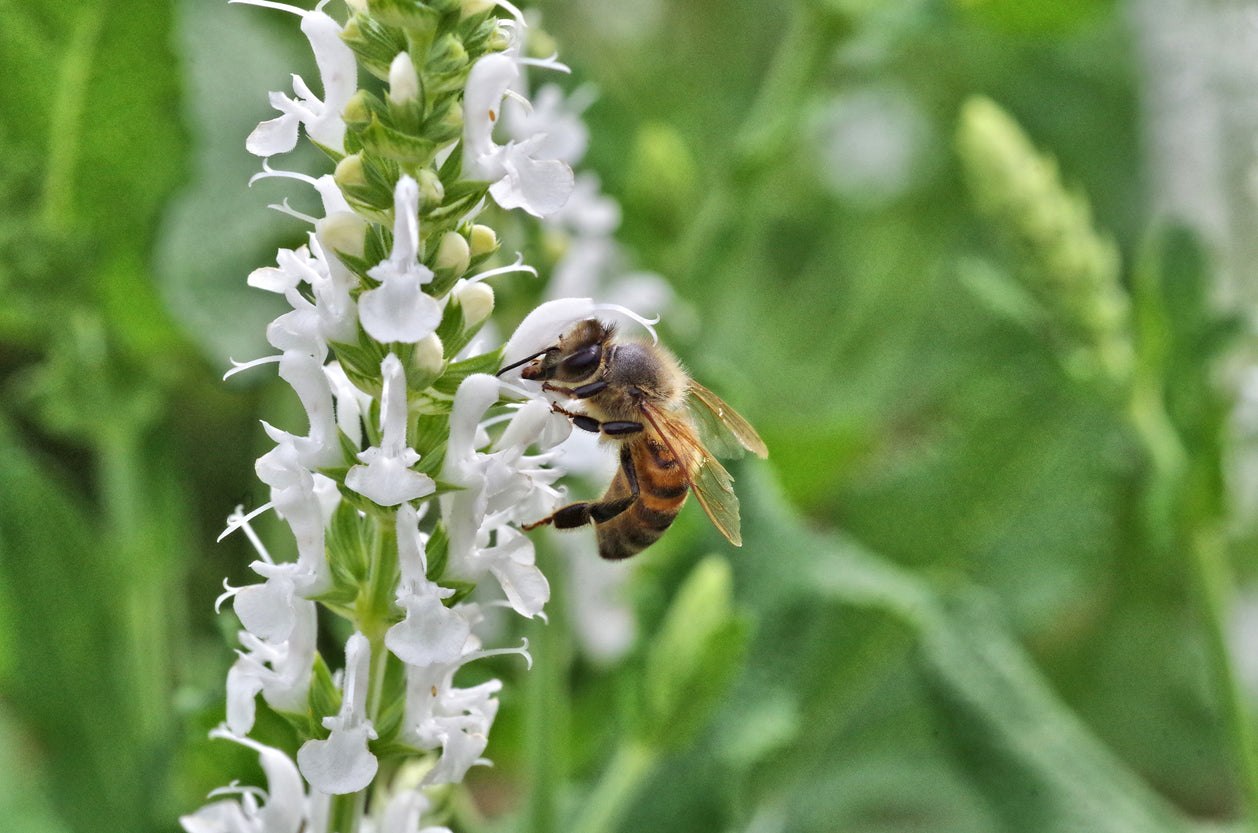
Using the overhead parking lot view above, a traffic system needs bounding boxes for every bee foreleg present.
[542,380,607,399]
[548,402,643,437]
[522,446,641,531]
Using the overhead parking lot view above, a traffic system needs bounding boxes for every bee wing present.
[639,403,745,547]
[690,451,744,547]
[686,381,768,460]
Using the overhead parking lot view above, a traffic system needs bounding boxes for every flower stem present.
[523,564,571,833]
[675,3,844,283]
[1127,376,1258,827]
[42,5,103,230]
[328,788,368,833]
[568,738,657,833]
[1190,526,1258,830]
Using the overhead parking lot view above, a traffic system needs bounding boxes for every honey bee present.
[498,318,768,560]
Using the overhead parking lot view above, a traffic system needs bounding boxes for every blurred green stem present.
[676,2,845,282]
[99,426,170,751]
[329,789,368,833]
[43,5,103,229]
[1127,378,1258,828]
[1190,526,1258,829]
[524,557,571,833]
[569,738,657,833]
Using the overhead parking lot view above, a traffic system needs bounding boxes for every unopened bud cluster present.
[957,95,1132,387]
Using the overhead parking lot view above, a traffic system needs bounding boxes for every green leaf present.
[305,653,341,739]
[327,498,374,586]
[431,348,503,395]
[912,591,1195,833]
[639,556,751,751]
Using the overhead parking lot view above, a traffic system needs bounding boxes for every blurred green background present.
[4,0,1258,830]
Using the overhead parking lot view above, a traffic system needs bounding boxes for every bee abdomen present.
[597,489,687,560]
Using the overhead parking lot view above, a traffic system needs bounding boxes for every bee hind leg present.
[523,446,640,531]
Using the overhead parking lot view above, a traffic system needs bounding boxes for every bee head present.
[519,318,613,384]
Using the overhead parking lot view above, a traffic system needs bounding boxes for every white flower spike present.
[203,0,606,828]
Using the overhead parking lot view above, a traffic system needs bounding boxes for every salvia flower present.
[186,2,610,831]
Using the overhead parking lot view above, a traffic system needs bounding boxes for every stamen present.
[468,252,538,283]
[517,54,571,75]
[218,502,274,543]
[228,0,307,15]
[215,579,241,613]
[593,302,661,344]
[267,198,319,225]
[224,355,282,380]
[464,637,533,670]
[249,159,319,189]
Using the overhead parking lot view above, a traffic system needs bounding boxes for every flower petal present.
[490,149,574,217]
[358,281,442,344]
[247,112,300,157]
[385,592,470,667]
[297,725,378,795]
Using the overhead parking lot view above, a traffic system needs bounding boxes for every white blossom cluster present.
[179,1,628,830]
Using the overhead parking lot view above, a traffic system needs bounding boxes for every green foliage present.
[3,0,1255,831]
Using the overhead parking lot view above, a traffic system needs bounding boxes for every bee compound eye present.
[561,344,601,377]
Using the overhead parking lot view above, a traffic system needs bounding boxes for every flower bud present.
[316,211,369,259]
[454,281,494,330]
[469,224,498,259]
[387,51,420,106]
[430,34,468,71]
[387,54,424,135]
[410,333,445,384]
[461,0,496,16]
[343,89,377,130]
[369,0,441,33]
[335,154,368,191]
[434,231,471,278]
[415,167,445,211]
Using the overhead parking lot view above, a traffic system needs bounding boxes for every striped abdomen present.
[596,436,690,560]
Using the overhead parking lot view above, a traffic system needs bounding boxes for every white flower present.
[463,53,574,217]
[385,504,471,667]
[325,361,373,448]
[297,632,379,795]
[236,2,357,156]
[501,82,594,166]
[277,351,342,469]
[440,374,565,616]
[180,729,306,833]
[359,176,443,344]
[254,432,334,587]
[225,595,317,734]
[345,354,437,506]
[399,624,518,785]
[231,560,304,644]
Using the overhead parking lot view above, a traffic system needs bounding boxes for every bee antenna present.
[594,303,660,344]
[497,347,552,376]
